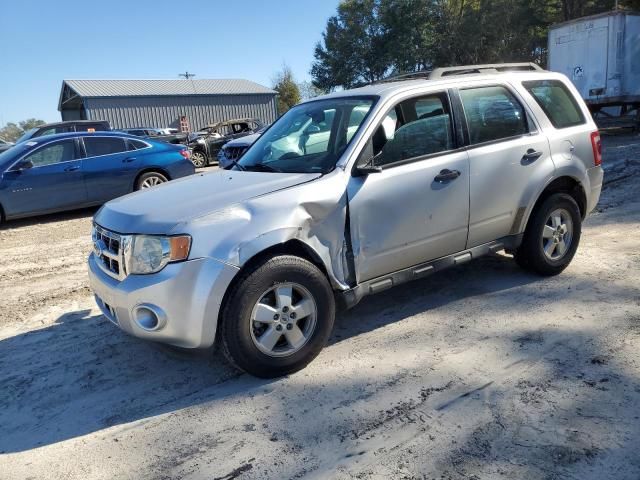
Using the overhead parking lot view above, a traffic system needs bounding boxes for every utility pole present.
[178,71,196,79]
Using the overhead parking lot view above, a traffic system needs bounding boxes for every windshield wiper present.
[243,163,282,173]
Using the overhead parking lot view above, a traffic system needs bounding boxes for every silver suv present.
[88,64,604,378]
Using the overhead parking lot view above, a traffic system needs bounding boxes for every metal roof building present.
[58,79,278,131]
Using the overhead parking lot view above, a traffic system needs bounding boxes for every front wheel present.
[220,255,335,378]
[515,193,581,276]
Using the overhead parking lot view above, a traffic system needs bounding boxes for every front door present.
[347,92,470,283]
[2,139,85,217]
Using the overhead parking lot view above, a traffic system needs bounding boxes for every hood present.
[94,169,321,234]
[223,132,261,149]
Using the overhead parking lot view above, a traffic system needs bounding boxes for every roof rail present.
[373,70,433,84]
[363,62,545,87]
[429,62,544,79]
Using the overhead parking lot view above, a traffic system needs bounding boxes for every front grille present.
[223,146,248,161]
[93,224,126,280]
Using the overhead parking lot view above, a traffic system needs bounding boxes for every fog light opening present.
[133,305,166,331]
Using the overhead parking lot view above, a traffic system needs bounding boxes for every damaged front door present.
[346,91,470,283]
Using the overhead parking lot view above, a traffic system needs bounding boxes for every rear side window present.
[127,139,148,151]
[523,80,586,129]
[459,86,528,145]
[84,137,127,157]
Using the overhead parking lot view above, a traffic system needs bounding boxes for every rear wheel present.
[515,193,581,276]
[191,150,208,168]
[135,171,168,190]
[220,255,335,378]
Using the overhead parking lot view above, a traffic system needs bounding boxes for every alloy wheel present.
[140,175,166,189]
[542,208,574,260]
[249,283,318,357]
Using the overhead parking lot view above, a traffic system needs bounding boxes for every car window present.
[24,140,77,167]
[127,139,148,151]
[523,80,586,129]
[373,93,455,167]
[459,85,528,145]
[237,97,375,174]
[84,137,127,157]
[36,127,56,137]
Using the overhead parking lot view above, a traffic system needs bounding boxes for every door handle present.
[434,169,461,183]
[522,149,543,162]
[64,165,80,172]
[122,157,136,163]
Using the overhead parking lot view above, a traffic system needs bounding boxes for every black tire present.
[220,255,335,378]
[135,171,168,191]
[191,150,208,168]
[515,193,581,276]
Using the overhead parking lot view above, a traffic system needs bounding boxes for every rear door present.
[81,136,141,202]
[2,139,85,216]
[455,84,554,248]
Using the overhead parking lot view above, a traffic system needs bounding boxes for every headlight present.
[124,235,191,275]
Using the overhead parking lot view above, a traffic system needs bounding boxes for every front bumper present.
[88,253,238,348]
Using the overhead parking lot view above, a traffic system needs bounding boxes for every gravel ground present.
[0,137,639,479]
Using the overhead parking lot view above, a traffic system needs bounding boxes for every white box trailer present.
[548,11,640,126]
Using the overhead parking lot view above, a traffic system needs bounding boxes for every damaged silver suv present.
[89,63,603,378]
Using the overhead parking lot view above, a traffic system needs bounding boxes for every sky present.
[0,0,341,125]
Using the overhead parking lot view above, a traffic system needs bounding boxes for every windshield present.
[15,128,37,144]
[235,96,376,174]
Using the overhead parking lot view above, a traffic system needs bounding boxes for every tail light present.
[590,131,602,166]
[179,149,191,160]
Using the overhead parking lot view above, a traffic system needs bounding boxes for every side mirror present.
[13,160,33,171]
[304,125,321,135]
[353,139,382,176]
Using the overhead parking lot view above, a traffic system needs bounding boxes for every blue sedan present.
[0,131,194,222]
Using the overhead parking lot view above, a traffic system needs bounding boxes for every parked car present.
[0,131,194,222]
[121,128,188,145]
[156,128,180,135]
[217,128,265,169]
[188,118,264,167]
[0,137,13,153]
[88,65,603,378]
[15,120,111,144]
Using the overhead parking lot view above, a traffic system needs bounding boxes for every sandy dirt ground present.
[1,137,639,479]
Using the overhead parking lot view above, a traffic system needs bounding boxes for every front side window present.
[84,137,127,157]
[373,92,455,167]
[237,97,375,174]
[523,80,586,129]
[23,140,77,167]
[459,86,528,145]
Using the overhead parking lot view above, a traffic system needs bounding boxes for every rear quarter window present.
[523,80,586,129]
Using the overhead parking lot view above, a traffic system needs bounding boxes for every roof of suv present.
[311,69,564,104]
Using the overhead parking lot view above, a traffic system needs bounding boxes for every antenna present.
[179,71,196,79]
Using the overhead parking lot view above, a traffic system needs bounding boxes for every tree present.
[273,65,302,115]
[19,118,46,131]
[0,123,23,142]
[298,81,326,100]
[311,0,640,89]
[311,0,393,91]
[0,118,46,142]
